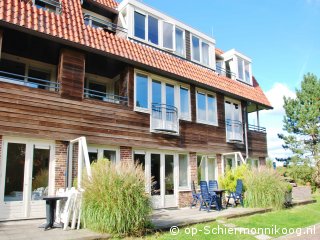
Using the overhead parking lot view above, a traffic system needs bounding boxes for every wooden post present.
[58,49,85,101]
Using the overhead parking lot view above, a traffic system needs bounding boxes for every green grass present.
[136,222,255,240]
[229,196,320,237]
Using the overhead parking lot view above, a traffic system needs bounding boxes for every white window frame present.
[196,88,218,126]
[175,27,185,57]
[190,34,211,67]
[134,69,191,122]
[177,153,191,190]
[178,84,191,121]
[131,8,186,57]
[87,145,120,164]
[197,154,218,183]
[224,97,243,143]
[236,57,252,84]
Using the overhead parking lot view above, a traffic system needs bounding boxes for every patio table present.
[39,196,68,230]
[212,189,226,209]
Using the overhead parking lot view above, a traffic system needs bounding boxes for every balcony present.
[84,88,128,105]
[226,119,243,142]
[83,14,127,37]
[216,65,236,79]
[248,124,266,133]
[0,71,59,91]
[151,103,179,134]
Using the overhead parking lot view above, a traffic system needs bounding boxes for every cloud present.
[258,83,295,159]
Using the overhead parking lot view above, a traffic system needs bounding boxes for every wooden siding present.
[58,49,85,101]
[0,81,267,157]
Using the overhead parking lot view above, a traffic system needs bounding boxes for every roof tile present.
[0,0,271,108]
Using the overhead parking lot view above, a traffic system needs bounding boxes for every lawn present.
[229,196,320,237]
[142,222,255,240]
[127,196,320,239]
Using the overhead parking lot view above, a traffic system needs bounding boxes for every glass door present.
[225,100,243,142]
[0,139,53,221]
[148,152,177,209]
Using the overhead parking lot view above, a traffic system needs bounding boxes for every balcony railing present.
[34,0,62,14]
[248,124,266,133]
[216,65,236,79]
[84,88,128,105]
[83,14,127,34]
[151,103,179,134]
[226,119,243,142]
[0,71,59,91]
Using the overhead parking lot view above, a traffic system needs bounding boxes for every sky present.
[141,0,320,159]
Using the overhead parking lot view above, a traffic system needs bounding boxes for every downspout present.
[65,142,70,189]
[244,105,249,162]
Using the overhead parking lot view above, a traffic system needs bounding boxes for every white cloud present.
[257,83,296,159]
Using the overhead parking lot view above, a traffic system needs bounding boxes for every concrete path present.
[0,219,109,240]
[152,206,271,229]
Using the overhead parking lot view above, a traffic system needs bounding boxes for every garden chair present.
[208,180,219,194]
[226,179,244,207]
[199,181,220,212]
[190,181,201,208]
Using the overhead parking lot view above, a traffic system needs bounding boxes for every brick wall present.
[55,140,68,190]
[72,143,79,181]
[178,152,197,207]
[120,146,133,164]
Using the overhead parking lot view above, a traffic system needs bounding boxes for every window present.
[237,57,251,84]
[148,16,158,45]
[28,68,51,89]
[192,36,200,62]
[197,155,216,183]
[191,35,211,66]
[163,22,174,50]
[88,82,107,101]
[225,59,233,79]
[135,74,149,109]
[201,42,210,66]
[152,80,162,105]
[0,56,54,90]
[179,86,190,120]
[103,150,116,163]
[175,28,184,56]
[34,0,61,13]
[179,154,188,188]
[196,90,218,125]
[134,11,146,39]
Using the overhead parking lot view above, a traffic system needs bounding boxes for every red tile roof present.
[215,48,224,55]
[89,0,118,10]
[0,0,271,108]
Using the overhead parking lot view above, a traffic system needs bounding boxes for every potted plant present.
[285,183,293,207]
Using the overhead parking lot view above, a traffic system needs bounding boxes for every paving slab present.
[0,219,110,240]
[152,207,271,229]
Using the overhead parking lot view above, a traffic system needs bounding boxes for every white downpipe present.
[244,122,249,162]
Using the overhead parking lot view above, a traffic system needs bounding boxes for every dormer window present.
[132,10,185,57]
[34,0,61,14]
[191,35,211,67]
[237,57,251,84]
[222,49,252,85]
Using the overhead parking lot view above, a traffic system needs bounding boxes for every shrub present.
[219,164,250,192]
[82,159,152,236]
[244,168,289,210]
[286,164,315,186]
[32,168,48,190]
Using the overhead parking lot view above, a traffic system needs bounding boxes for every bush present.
[244,168,289,210]
[82,159,152,236]
[219,164,250,192]
[286,164,315,186]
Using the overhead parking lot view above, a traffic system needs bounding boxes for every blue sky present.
[141,0,320,159]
